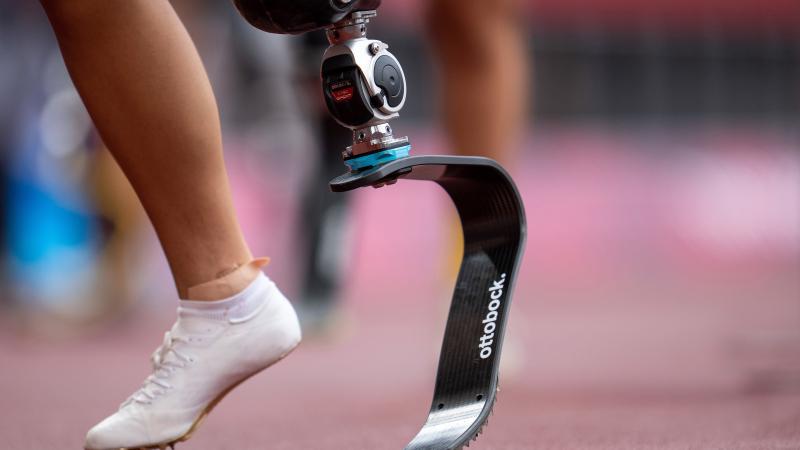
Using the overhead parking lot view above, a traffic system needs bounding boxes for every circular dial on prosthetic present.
[321,15,406,129]
[321,41,406,128]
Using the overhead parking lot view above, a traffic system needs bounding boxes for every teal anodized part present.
[345,145,411,171]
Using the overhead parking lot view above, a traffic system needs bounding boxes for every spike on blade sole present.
[453,392,496,450]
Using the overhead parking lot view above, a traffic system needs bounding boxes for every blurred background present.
[1,0,798,448]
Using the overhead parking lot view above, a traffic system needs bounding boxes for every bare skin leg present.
[40,0,252,298]
[427,0,528,275]
[427,0,529,162]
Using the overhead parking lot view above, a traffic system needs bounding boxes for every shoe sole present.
[94,338,301,450]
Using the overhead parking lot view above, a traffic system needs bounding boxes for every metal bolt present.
[369,42,381,55]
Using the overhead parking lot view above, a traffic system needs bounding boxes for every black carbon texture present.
[330,156,527,449]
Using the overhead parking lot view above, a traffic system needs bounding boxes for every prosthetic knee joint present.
[234,0,409,172]
[320,11,410,172]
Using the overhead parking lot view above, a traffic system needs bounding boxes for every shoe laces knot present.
[122,330,193,407]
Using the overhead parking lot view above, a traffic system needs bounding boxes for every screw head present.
[369,42,381,55]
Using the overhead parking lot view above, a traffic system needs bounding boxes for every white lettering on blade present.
[479,273,506,359]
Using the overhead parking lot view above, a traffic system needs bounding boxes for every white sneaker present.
[84,274,301,450]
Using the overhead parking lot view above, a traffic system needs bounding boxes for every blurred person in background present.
[292,31,356,333]
[427,0,528,164]
[0,1,158,329]
[428,0,528,278]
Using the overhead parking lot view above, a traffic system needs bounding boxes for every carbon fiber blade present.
[331,155,526,450]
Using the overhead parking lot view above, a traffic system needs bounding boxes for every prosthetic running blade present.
[232,3,526,448]
[331,155,526,449]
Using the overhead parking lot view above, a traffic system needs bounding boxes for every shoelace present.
[122,330,193,407]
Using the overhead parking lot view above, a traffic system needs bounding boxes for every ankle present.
[183,257,270,301]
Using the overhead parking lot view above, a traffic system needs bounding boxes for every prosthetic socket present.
[233,0,382,34]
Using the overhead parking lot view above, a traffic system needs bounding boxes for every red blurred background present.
[0,1,798,448]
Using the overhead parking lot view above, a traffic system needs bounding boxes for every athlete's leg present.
[426,0,528,162]
[427,0,529,320]
[41,0,252,299]
[39,2,301,448]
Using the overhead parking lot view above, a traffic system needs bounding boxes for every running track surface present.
[2,127,799,449]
